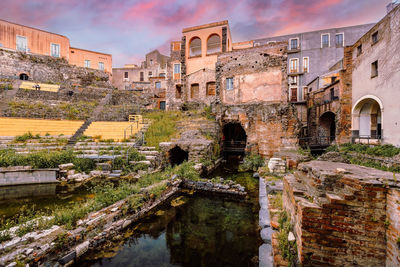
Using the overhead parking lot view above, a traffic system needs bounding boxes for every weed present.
[54,232,70,250]
[0,229,11,242]
[239,153,265,171]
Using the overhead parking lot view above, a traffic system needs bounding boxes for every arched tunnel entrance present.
[19,73,29,80]
[169,146,188,166]
[319,112,336,145]
[222,123,247,161]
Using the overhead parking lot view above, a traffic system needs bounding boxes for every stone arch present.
[19,73,29,80]
[352,96,382,138]
[319,111,336,144]
[207,34,221,54]
[189,37,202,57]
[168,146,188,166]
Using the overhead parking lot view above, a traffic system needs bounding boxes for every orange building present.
[183,20,233,75]
[0,19,112,73]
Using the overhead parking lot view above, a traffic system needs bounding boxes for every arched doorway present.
[169,146,188,166]
[353,97,382,139]
[222,123,247,159]
[19,73,29,80]
[319,112,336,144]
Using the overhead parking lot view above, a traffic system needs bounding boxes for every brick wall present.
[386,188,400,266]
[283,161,400,266]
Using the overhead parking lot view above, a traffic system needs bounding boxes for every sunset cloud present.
[0,0,388,67]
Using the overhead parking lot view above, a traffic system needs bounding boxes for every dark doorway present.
[319,112,336,144]
[159,101,166,110]
[169,146,188,166]
[222,123,247,160]
[19,73,29,80]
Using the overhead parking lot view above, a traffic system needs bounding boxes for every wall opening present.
[189,37,202,57]
[190,83,199,99]
[207,34,221,54]
[169,146,188,166]
[19,73,29,80]
[206,82,216,96]
[353,98,382,139]
[319,112,336,144]
[222,123,247,161]
[176,85,182,99]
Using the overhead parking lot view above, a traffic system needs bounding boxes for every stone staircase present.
[65,90,112,148]
[0,136,69,154]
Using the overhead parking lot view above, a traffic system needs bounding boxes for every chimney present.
[387,0,400,13]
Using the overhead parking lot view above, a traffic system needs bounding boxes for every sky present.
[0,0,389,67]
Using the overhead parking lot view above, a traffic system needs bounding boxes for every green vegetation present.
[14,132,40,142]
[340,143,400,157]
[270,192,283,210]
[278,211,298,266]
[0,83,13,90]
[203,106,215,120]
[143,111,183,149]
[7,100,98,120]
[0,149,95,173]
[239,153,265,171]
[0,162,200,232]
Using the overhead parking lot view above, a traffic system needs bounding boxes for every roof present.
[0,18,69,39]
[182,20,228,33]
[70,47,112,57]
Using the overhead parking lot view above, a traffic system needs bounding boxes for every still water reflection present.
[79,193,261,267]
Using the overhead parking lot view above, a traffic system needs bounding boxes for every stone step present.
[139,146,156,151]
[129,160,151,165]
[145,155,157,161]
[138,150,158,155]
[75,142,136,146]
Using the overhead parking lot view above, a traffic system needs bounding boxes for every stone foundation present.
[283,160,400,266]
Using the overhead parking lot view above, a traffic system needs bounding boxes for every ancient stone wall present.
[216,103,299,158]
[215,43,288,104]
[0,48,111,90]
[283,160,400,266]
[386,188,400,266]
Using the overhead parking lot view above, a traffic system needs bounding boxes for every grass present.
[340,143,400,157]
[277,211,298,266]
[0,149,95,173]
[239,153,265,172]
[143,111,183,149]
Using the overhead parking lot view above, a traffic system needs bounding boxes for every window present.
[16,36,27,52]
[172,42,181,51]
[148,71,153,77]
[226,78,233,90]
[159,73,166,77]
[290,58,298,73]
[335,33,344,47]
[140,72,144,81]
[150,59,153,65]
[98,62,104,71]
[371,61,378,78]
[84,60,91,68]
[51,43,60,57]
[321,34,330,48]
[290,38,298,50]
[289,76,298,85]
[155,81,161,89]
[303,57,309,73]
[159,101,166,110]
[290,87,298,102]
[124,72,128,78]
[357,44,362,56]
[189,37,202,57]
[174,63,181,74]
[207,34,221,54]
[206,82,216,96]
[372,31,379,44]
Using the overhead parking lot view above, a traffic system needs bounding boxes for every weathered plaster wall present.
[216,43,288,105]
[351,7,400,146]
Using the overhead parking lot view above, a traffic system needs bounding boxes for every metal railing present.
[352,135,382,145]
[299,136,335,148]
[222,140,246,152]
[124,121,140,140]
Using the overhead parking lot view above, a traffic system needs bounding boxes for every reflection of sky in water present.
[93,233,179,267]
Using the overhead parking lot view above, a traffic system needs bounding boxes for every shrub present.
[14,132,34,142]
[239,153,265,171]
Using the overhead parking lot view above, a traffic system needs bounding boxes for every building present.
[254,23,374,102]
[350,3,400,147]
[0,19,112,74]
[112,50,169,91]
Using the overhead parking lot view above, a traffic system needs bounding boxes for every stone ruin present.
[283,160,400,266]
